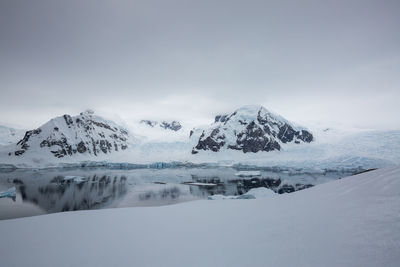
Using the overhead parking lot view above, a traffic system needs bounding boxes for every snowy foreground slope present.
[0,166,399,267]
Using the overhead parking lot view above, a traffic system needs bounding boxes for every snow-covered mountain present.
[0,125,25,146]
[6,110,132,159]
[140,120,182,131]
[191,105,313,154]
[0,106,399,170]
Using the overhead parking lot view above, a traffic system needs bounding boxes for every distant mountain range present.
[0,105,399,170]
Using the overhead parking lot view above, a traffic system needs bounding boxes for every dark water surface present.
[0,167,355,220]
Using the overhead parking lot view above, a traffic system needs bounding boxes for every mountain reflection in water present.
[0,167,356,220]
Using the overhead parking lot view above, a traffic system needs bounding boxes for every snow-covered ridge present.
[7,110,132,159]
[191,105,313,154]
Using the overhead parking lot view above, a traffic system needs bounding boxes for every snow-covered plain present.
[0,165,399,267]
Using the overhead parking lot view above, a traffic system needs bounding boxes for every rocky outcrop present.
[140,120,182,131]
[192,105,313,154]
[140,120,158,128]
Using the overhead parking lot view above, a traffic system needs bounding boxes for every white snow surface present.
[0,166,399,267]
[0,125,25,146]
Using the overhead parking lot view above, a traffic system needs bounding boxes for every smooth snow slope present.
[0,125,25,146]
[0,166,399,267]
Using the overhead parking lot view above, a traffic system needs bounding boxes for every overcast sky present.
[0,0,399,130]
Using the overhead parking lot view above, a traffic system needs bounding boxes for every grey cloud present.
[0,0,399,129]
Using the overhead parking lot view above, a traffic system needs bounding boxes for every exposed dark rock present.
[99,140,112,154]
[17,129,41,148]
[215,115,228,123]
[140,120,157,127]
[12,179,24,185]
[141,120,182,131]
[77,141,87,153]
[14,150,25,156]
[297,130,313,142]
[91,121,116,132]
[277,123,296,143]
[228,122,281,153]
[193,129,226,153]
[63,115,73,126]
[277,184,295,194]
[160,121,182,131]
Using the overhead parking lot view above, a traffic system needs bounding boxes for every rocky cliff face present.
[191,105,313,154]
[10,110,130,158]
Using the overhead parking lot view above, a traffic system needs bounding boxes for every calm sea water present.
[0,167,355,220]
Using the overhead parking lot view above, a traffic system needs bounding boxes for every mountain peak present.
[235,105,267,114]
[9,111,130,158]
[80,109,95,117]
[192,105,313,154]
